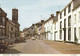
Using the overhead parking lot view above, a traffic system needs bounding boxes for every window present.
[74,14,76,23]
[79,12,80,22]
[64,9,66,16]
[47,27,49,31]
[8,26,9,33]
[34,31,35,33]
[0,11,1,13]
[68,27,71,41]
[0,17,3,25]
[60,21,62,29]
[31,28,33,29]
[0,29,1,36]
[79,27,80,37]
[64,19,66,28]
[29,31,30,33]
[0,17,5,26]
[54,23,56,30]
[3,29,5,36]
[11,27,13,31]
[44,27,45,32]
[60,13,62,19]
[68,16,71,27]
[2,17,5,25]
[60,30,62,39]
[68,4,71,13]
[51,26,53,30]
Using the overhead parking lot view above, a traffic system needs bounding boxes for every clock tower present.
[12,8,18,23]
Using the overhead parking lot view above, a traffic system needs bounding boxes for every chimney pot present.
[56,11,60,16]
[51,14,54,18]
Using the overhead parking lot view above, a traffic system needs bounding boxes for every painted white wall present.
[73,6,80,43]
[58,2,74,42]
[44,19,53,40]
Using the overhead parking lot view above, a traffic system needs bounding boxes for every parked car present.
[0,36,9,46]
[5,38,15,45]
[20,37,24,41]
[15,37,20,43]
[31,37,36,40]
[0,37,8,53]
[0,43,7,53]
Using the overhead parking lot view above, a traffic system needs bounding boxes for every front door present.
[64,29,66,41]
[74,28,76,42]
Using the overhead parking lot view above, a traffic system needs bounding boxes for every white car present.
[31,37,36,40]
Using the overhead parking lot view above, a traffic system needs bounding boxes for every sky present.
[0,0,71,31]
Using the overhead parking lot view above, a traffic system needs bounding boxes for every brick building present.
[0,8,7,36]
[0,7,20,38]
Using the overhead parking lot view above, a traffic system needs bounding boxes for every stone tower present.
[12,8,18,23]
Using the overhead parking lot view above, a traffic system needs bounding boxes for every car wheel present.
[0,48,5,53]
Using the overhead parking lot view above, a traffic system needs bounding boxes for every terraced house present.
[43,0,80,44]
[52,11,60,41]
[44,14,54,40]
[57,0,80,43]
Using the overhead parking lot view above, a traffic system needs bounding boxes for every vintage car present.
[31,37,36,40]
[0,36,8,53]
[5,38,15,45]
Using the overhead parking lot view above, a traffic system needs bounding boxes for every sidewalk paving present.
[42,40,80,54]
[37,40,61,54]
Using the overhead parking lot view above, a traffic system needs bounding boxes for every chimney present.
[41,20,44,23]
[51,14,54,18]
[32,24,35,26]
[56,11,60,16]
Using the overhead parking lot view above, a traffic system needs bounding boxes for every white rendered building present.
[44,14,54,40]
[57,0,80,43]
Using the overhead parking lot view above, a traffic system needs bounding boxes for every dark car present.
[0,36,9,46]
[5,38,15,45]
[15,37,25,43]
[0,39,8,53]
[15,37,21,43]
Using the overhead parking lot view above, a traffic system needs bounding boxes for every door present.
[74,28,76,42]
[64,29,66,41]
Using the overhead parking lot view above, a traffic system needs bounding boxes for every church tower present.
[12,8,18,23]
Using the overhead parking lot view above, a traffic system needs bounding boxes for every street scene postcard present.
[0,0,80,56]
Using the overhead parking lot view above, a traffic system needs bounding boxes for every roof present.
[0,8,7,16]
[53,16,58,23]
[58,1,72,15]
[44,16,53,24]
[8,19,15,26]
[73,0,80,11]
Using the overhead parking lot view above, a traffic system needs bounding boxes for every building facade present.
[23,24,36,38]
[0,8,7,36]
[6,19,18,38]
[0,8,20,38]
[44,14,54,40]
[52,11,59,41]
[72,0,80,43]
[57,0,80,43]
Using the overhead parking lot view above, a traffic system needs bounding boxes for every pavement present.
[3,39,61,54]
[43,40,80,54]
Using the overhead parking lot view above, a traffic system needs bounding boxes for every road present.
[4,39,61,54]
